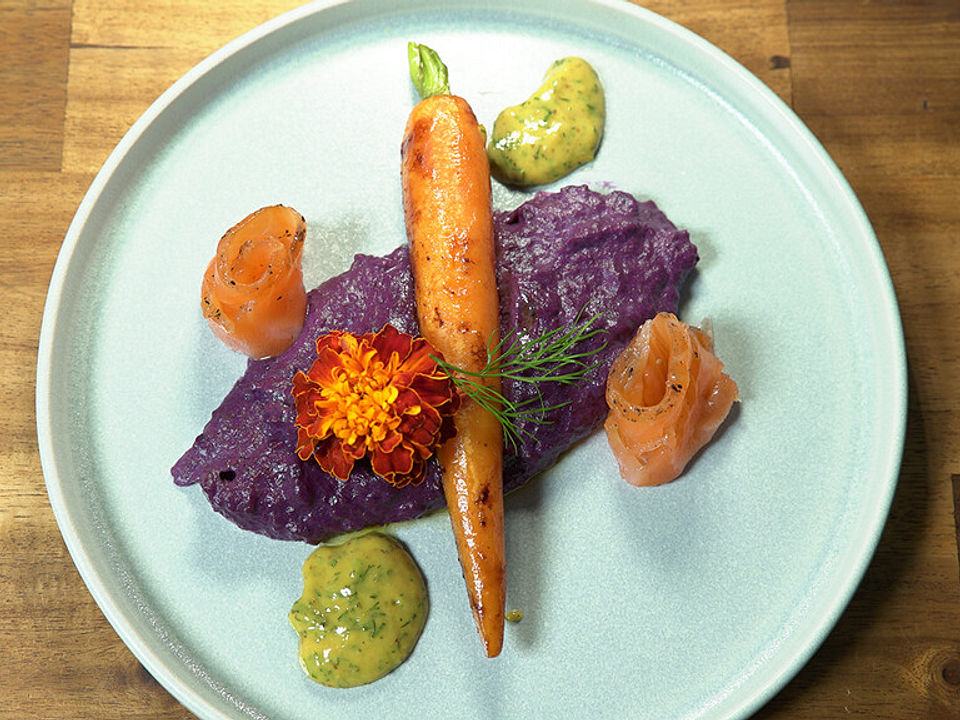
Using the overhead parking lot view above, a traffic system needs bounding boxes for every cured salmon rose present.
[201,205,307,359]
[604,312,739,486]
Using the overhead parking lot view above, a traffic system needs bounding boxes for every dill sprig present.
[433,310,607,450]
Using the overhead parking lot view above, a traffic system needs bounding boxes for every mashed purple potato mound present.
[172,185,698,543]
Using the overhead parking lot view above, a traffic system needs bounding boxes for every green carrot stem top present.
[408,41,450,99]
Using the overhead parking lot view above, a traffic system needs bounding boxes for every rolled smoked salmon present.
[604,312,738,486]
[201,205,307,359]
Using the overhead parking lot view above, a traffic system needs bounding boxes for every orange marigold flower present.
[292,324,460,487]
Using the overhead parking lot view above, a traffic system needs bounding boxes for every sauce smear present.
[289,532,428,688]
[487,57,605,187]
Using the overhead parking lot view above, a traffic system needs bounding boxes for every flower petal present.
[371,442,415,482]
[313,436,356,481]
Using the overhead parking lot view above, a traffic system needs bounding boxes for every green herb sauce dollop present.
[289,532,428,688]
[487,56,605,187]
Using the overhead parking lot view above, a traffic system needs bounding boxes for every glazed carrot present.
[402,43,505,657]
[201,205,307,359]
[605,312,739,486]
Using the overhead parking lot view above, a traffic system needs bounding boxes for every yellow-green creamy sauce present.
[289,532,428,688]
[487,57,605,187]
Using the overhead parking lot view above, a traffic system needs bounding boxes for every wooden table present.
[2,0,958,717]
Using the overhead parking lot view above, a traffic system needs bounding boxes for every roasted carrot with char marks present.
[402,43,505,658]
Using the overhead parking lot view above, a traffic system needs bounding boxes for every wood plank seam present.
[69,43,167,50]
[953,473,960,585]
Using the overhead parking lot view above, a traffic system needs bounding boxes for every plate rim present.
[35,1,908,718]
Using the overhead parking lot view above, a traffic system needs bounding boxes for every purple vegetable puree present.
[172,186,698,543]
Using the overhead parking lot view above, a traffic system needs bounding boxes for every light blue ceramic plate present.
[36,1,906,718]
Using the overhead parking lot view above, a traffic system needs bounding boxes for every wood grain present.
[0,1,71,170]
[1,0,958,718]
[756,3,960,716]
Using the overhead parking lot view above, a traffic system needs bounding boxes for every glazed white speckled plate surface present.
[36,0,906,718]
